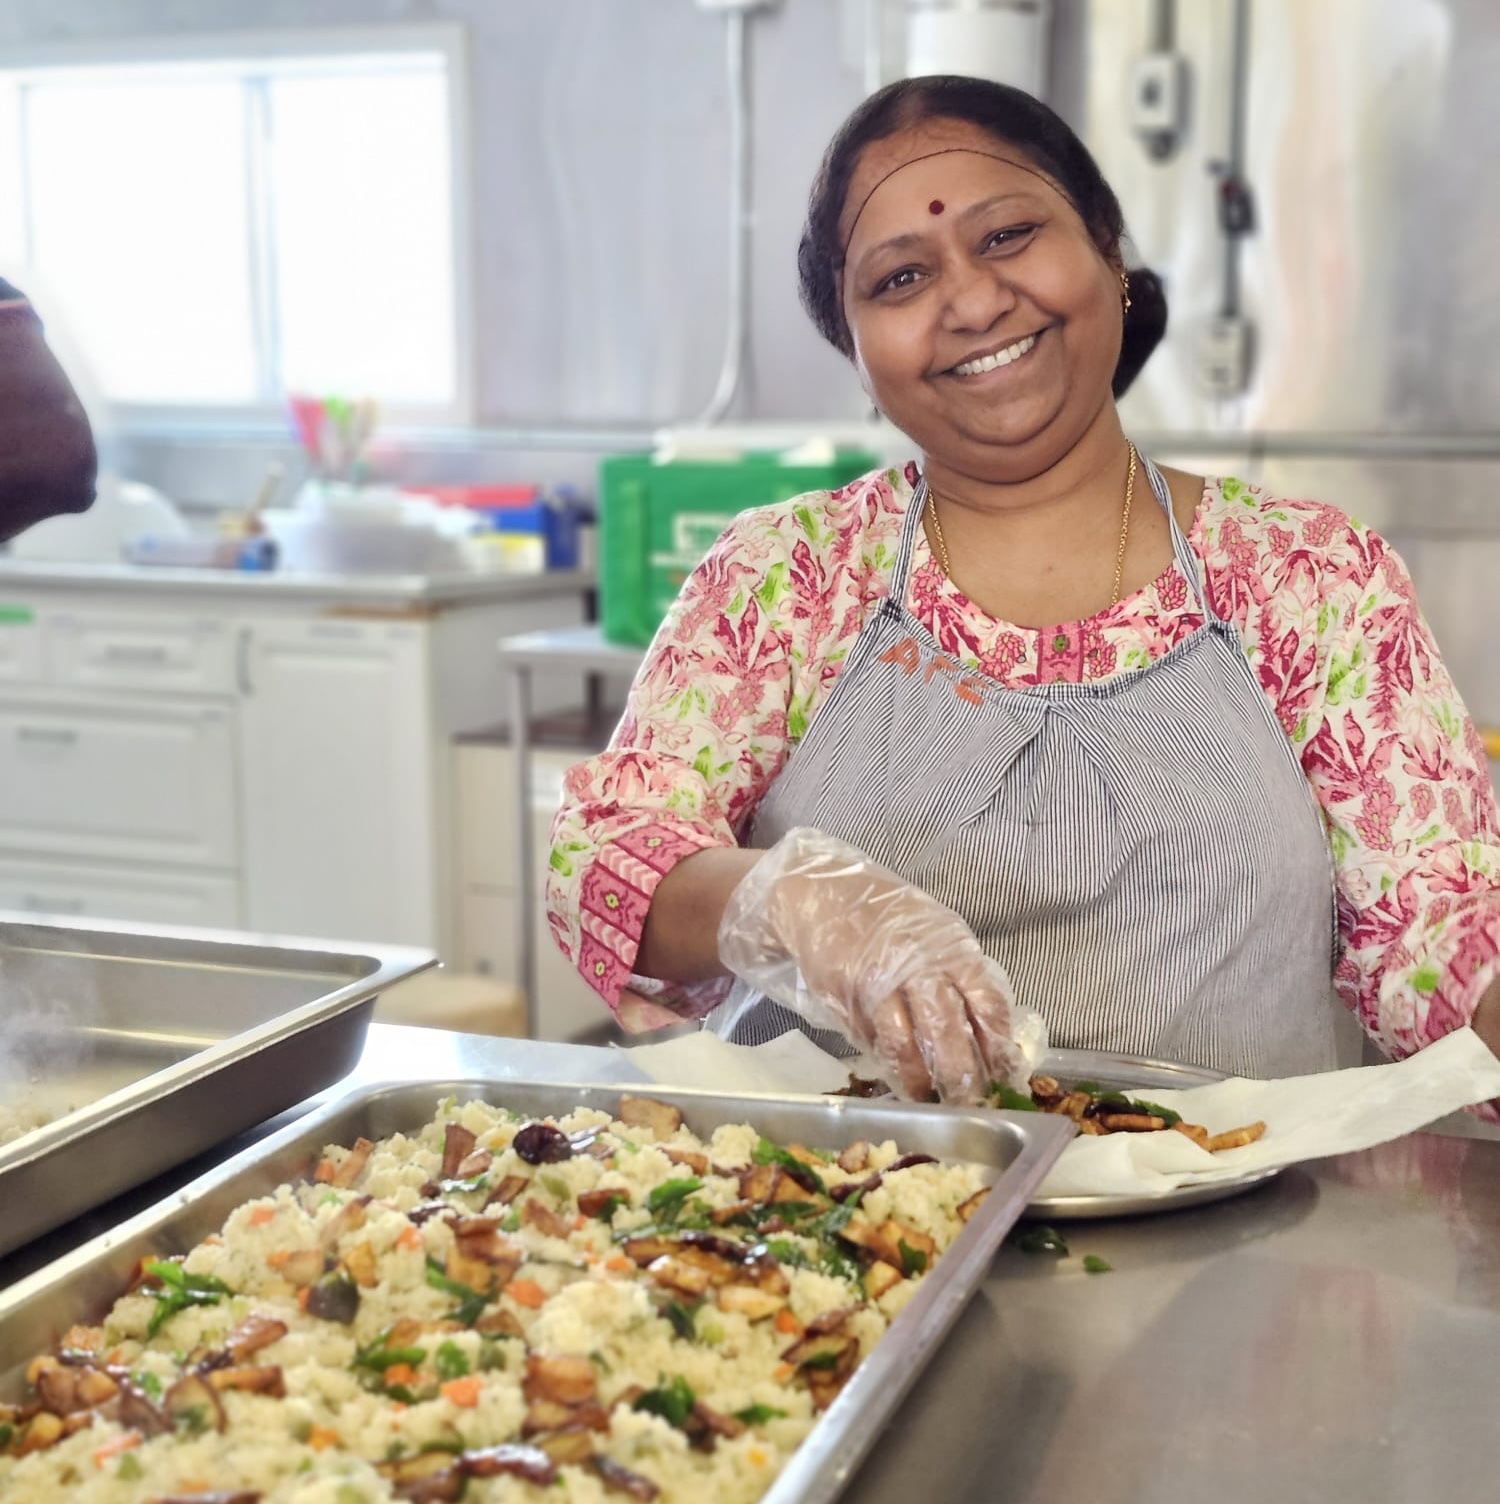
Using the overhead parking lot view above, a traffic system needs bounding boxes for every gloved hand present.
[716,827,1023,1104]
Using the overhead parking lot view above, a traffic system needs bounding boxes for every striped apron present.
[707,458,1348,1079]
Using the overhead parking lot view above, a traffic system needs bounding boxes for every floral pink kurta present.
[547,466,1500,1069]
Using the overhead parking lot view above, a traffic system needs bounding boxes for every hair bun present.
[1115,266,1168,397]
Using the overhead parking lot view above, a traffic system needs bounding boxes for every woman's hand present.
[717,827,1021,1103]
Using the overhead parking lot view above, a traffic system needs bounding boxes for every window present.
[0,28,470,421]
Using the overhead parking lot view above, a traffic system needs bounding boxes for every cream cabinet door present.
[237,618,437,947]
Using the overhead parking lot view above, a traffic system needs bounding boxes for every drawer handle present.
[16,726,79,747]
[21,894,86,914]
[101,644,170,665]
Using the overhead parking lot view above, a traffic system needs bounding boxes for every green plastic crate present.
[598,449,879,646]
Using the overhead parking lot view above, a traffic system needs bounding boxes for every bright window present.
[0,30,468,420]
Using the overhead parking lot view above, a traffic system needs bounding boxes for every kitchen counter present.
[6,1023,1498,1503]
[0,558,594,609]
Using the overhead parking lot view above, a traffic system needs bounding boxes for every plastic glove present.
[716,827,1023,1104]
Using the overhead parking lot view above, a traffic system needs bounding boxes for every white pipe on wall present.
[696,8,753,424]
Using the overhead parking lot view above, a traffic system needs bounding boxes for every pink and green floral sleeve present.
[545,509,807,1024]
[1263,521,1500,1068]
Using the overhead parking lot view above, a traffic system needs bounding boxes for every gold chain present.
[926,442,1139,607]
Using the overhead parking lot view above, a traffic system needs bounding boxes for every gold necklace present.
[926,442,1139,606]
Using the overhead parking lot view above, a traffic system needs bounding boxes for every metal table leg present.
[508,661,536,1037]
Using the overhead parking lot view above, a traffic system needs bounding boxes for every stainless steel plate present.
[0,1077,1072,1504]
[0,912,436,1257]
[1026,1048,1283,1221]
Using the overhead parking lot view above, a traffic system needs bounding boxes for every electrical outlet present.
[1130,53,1187,136]
[1197,315,1254,398]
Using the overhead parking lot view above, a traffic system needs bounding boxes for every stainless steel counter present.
[0,559,594,607]
[6,1023,1497,1502]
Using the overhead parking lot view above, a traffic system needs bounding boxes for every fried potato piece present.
[1207,1121,1266,1153]
[1173,1122,1211,1150]
[1097,1112,1167,1133]
[332,1136,374,1188]
[837,1141,874,1174]
[617,1095,683,1138]
[442,1122,478,1179]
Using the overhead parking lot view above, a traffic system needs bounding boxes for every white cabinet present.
[0,694,238,866]
[0,618,44,683]
[0,574,589,968]
[0,855,240,927]
[454,740,608,1042]
[238,619,436,947]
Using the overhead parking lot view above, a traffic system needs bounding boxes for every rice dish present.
[0,1103,53,1149]
[0,1093,988,1503]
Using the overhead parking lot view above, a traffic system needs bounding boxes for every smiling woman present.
[547,77,1500,1113]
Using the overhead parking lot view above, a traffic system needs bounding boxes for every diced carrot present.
[504,1278,547,1309]
[267,1249,292,1270]
[395,1225,423,1251]
[248,1206,277,1226]
[440,1376,483,1408]
[572,1215,586,1231]
[307,1425,340,1451]
[314,1159,337,1184]
[773,1308,802,1336]
[604,1255,633,1274]
[772,1362,796,1383]
[107,1349,125,1366]
[92,1431,141,1468]
[63,1324,103,1353]
[382,1363,417,1388]
[203,1235,223,1246]
[297,1288,311,1311]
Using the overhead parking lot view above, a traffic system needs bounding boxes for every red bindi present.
[928,199,945,215]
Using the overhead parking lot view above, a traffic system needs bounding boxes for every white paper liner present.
[616,1026,1500,1200]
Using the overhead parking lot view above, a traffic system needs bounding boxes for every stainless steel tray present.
[0,912,435,1257]
[1026,1047,1282,1220]
[0,1077,1072,1504]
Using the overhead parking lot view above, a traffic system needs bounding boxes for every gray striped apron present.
[707,459,1348,1079]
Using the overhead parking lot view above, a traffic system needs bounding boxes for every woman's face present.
[838,118,1123,483]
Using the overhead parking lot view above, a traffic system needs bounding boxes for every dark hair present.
[797,76,1167,398]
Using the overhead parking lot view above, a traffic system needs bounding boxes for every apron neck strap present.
[900,450,1215,619]
[1142,455,1217,620]
[891,473,930,601]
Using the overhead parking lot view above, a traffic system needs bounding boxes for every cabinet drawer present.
[0,857,240,928]
[50,612,236,695]
[0,696,238,866]
[0,614,44,684]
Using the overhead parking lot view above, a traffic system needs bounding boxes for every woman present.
[547,76,1500,1103]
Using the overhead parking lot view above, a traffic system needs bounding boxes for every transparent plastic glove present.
[716,827,1024,1104]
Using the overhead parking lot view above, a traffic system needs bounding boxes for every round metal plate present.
[1024,1048,1284,1220]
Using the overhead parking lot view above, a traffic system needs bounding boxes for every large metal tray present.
[0,1077,1072,1504]
[0,913,435,1257]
